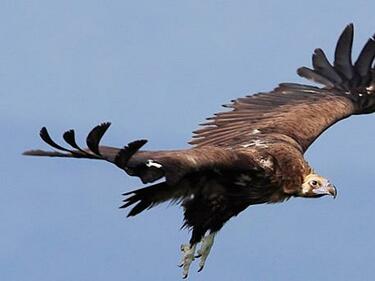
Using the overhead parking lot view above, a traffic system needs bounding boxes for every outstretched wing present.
[24,123,264,185]
[190,24,375,153]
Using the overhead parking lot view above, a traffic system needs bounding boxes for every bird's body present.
[24,24,375,278]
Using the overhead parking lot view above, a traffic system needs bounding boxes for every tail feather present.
[120,182,178,217]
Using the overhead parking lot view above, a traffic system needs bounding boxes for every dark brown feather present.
[297,67,335,88]
[334,23,354,80]
[63,129,92,156]
[312,48,343,85]
[86,122,111,156]
[39,127,72,153]
[191,25,375,153]
[120,182,182,217]
[114,140,148,169]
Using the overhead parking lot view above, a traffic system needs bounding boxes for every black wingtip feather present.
[114,139,147,168]
[334,23,354,79]
[120,182,169,217]
[35,123,115,159]
[63,129,93,156]
[300,24,375,93]
[63,129,78,149]
[297,67,335,88]
[39,127,72,152]
[122,191,133,196]
[354,36,375,77]
[128,139,148,151]
[119,200,136,209]
[86,122,111,156]
[119,194,152,217]
[126,201,152,217]
[312,48,343,84]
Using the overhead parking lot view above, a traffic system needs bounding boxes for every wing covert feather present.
[191,25,375,153]
[190,85,354,151]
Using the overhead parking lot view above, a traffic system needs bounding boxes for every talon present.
[196,232,216,273]
[179,243,196,278]
[195,248,202,258]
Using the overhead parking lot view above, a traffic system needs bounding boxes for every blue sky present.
[2,1,375,280]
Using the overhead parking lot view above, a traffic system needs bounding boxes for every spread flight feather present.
[24,24,375,278]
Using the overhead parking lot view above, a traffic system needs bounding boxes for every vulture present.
[24,24,375,278]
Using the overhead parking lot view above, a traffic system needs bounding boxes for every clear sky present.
[2,1,375,280]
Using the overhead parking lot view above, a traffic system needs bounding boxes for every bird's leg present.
[179,243,197,279]
[196,232,216,272]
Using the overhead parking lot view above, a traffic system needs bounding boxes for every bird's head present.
[299,173,337,198]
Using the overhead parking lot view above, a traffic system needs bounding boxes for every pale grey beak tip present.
[330,185,337,199]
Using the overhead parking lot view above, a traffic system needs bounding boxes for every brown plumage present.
[24,24,375,278]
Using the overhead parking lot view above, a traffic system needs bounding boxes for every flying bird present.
[24,24,375,278]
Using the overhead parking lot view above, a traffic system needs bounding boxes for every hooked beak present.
[313,184,337,199]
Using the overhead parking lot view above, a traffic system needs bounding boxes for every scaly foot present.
[195,232,215,272]
[179,243,196,279]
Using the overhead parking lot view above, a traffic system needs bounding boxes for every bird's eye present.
[310,180,319,187]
